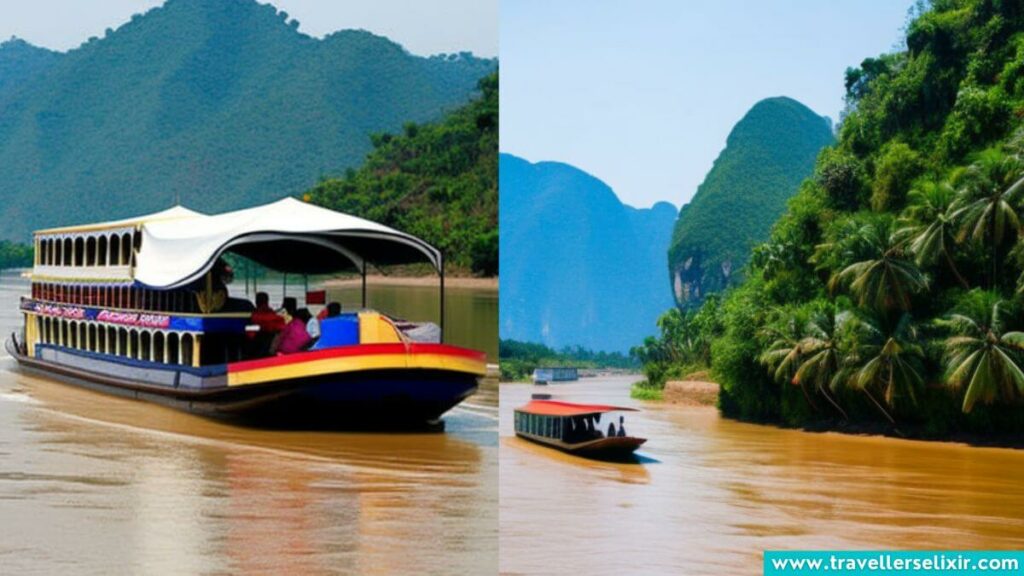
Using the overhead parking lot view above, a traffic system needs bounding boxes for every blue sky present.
[0,0,497,57]
[501,0,914,208]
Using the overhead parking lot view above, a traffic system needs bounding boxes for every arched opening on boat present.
[180,334,194,367]
[153,331,165,363]
[86,237,96,266]
[121,233,131,266]
[117,328,128,358]
[110,234,121,266]
[74,237,84,267]
[62,238,72,266]
[97,236,108,266]
[88,323,97,352]
[139,331,151,362]
[167,332,180,366]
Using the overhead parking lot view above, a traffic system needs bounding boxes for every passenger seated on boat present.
[617,415,626,437]
[307,302,341,341]
[251,292,286,334]
[272,307,312,355]
[607,421,616,438]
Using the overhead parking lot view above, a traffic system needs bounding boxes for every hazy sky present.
[0,0,497,57]
[501,0,914,209]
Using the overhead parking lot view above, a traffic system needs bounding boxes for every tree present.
[897,181,969,289]
[950,150,1024,288]
[940,292,1024,413]
[759,305,849,419]
[840,311,924,422]
[792,307,849,419]
[828,221,927,312]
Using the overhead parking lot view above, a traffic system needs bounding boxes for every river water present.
[500,375,1024,575]
[0,271,496,574]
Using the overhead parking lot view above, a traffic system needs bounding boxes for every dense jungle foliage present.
[0,241,32,270]
[499,339,636,382]
[0,0,494,241]
[308,73,498,276]
[638,0,1024,439]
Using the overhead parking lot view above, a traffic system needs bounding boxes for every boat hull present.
[8,338,481,429]
[515,432,647,461]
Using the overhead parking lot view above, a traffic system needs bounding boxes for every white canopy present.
[133,197,441,289]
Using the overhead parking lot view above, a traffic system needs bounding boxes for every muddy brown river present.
[500,376,1024,575]
[0,271,496,574]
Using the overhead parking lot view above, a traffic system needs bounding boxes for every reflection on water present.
[500,376,1024,575]
[0,271,496,573]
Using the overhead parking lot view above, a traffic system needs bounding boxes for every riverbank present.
[636,374,1024,449]
[323,274,497,290]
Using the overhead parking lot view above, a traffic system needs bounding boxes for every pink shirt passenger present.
[275,318,311,354]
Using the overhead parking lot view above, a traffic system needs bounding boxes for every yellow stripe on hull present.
[227,353,486,387]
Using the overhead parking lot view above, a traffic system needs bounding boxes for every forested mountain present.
[0,0,495,241]
[668,97,833,307]
[639,0,1024,439]
[0,38,58,96]
[308,73,497,275]
[500,154,677,352]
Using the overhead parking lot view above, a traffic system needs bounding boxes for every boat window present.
[167,333,179,365]
[153,332,165,363]
[86,237,96,266]
[139,331,151,362]
[73,237,84,267]
[117,328,128,357]
[181,334,194,366]
[110,235,120,266]
[97,236,107,266]
[88,324,97,352]
[121,233,131,266]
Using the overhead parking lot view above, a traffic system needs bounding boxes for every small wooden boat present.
[8,198,486,429]
[513,399,646,460]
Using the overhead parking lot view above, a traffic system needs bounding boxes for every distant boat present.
[513,399,646,460]
[7,198,486,429]
[531,366,578,385]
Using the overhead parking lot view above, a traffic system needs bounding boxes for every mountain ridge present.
[499,153,676,353]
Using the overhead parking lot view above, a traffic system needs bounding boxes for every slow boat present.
[6,198,486,428]
[513,399,646,460]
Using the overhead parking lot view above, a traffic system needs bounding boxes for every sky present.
[501,0,915,209]
[0,0,497,57]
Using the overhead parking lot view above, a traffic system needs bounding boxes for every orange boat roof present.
[516,400,639,417]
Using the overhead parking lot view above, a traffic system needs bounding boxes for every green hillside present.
[0,0,495,241]
[307,73,497,275]
[642,0,1024,440]
[0,241,32,270]
[668,97,833,307]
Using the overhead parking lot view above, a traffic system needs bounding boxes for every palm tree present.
[759,315,818,410]
[897,181,969,289]
[950,150,1024,288]
[940,292,1024,413]
[840,311,924,422]
[792,308,850,420]
[829,221,928,312]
